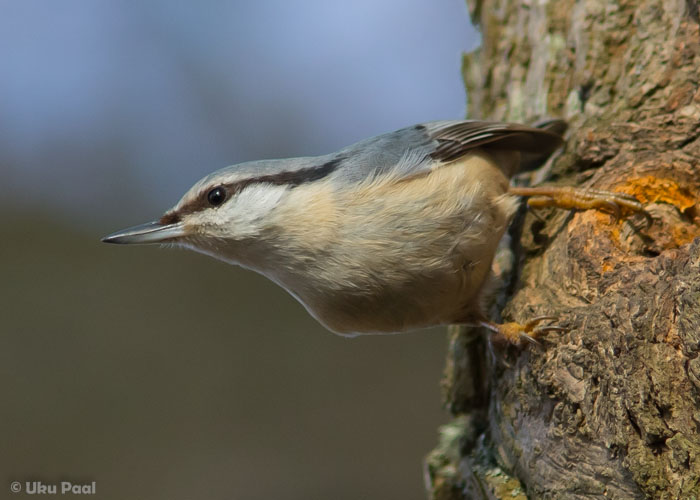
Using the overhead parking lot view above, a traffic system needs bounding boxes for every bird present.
[103,120,644,343]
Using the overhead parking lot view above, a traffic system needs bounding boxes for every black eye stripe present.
[218,156,344,195]
[160,156,344,225]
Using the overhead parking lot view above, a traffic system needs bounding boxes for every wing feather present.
[326,119,566,186]
[425,120,566,163]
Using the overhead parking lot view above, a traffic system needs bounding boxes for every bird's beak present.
[101,221,187,245]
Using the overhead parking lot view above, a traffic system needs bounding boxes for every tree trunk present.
[425,1,700,498]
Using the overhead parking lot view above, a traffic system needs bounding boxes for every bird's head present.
[102,156,340,267]
[102,163,295,265]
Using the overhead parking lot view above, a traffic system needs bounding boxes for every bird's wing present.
[328,119,566,185]
[425,120,565,163]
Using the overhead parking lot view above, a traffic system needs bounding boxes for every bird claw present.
[479,315,566,346]
[510,186,652,227]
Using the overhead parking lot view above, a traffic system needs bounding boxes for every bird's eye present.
[207,187,227,207]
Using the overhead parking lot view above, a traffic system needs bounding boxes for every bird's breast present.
[261,151,518,334]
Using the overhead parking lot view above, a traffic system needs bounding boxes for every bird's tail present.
[517,118,568,173]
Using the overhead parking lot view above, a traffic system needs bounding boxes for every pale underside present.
[217,150,519,335]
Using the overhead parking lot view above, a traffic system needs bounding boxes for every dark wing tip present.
[428,119,567,168]
[532,118,568,137]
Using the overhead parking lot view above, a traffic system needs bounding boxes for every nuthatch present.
[103,120,644,343]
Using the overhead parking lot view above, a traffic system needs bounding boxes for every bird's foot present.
[478,315,566,346]
[508,186,652,226]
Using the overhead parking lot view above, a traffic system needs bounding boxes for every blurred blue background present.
[1,1,478,499]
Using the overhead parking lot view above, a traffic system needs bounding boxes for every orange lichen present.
[670,223,700,247]
[601,261,615,274]
[574,175,700,258]
[608,175,700,249]
[615,175,697,213]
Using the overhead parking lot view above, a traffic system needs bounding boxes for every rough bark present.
[425,1,700,498]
